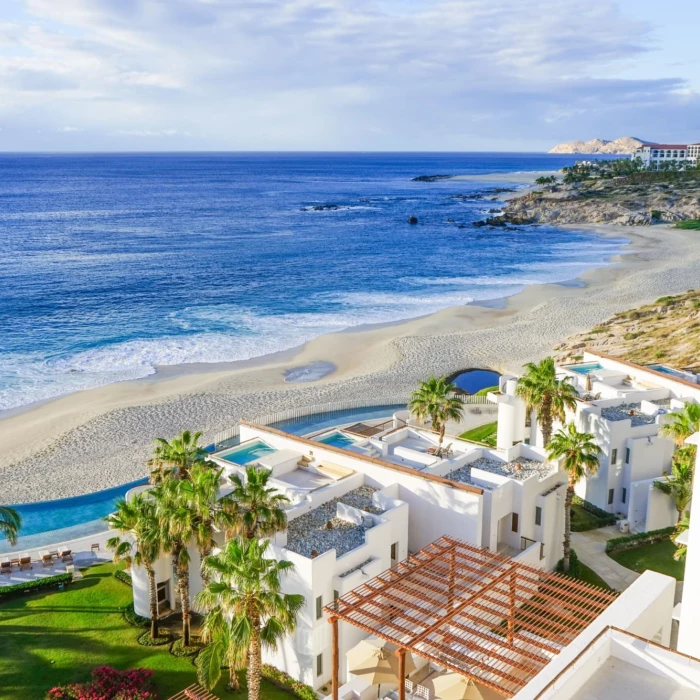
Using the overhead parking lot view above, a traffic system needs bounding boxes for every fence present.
[209,393,495,448]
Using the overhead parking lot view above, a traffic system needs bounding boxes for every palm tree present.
[194,538,303,700]
[408,375,464,451]
[224,466,289,540]
[107,494,164,639]
[516,357,578,447]
[548,423,601,572]
[0,506,22,546]
[672,511,689,562]
[149,429,207,483]
[196,605,247,691]
[660,403,700,448]
[654,447,693,523]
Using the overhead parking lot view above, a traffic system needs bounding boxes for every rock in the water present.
[407,215,419,224]
[412,175,451,182]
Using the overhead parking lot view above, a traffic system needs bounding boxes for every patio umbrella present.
[428,672,504,700]
[347,637,416,697]
[585,372,592,393]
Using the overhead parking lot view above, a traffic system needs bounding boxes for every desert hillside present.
[548,136,646,154]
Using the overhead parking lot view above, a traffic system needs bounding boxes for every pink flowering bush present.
[46,666,156,700]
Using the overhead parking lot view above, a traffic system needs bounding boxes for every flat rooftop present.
[573,657,700,699]
[285,486,382,558]
[600,401,668,425]
[451,457,553,482]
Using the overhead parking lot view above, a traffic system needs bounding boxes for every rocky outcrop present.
[548,136,647,155]
[412,174,452,182]
[484,173,700,227]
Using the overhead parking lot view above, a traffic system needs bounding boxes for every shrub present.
[261,664,317,700]
[571,495,617,526]
[556,549,582,577]
[650,210,662,220]
[114,569,133,587]
[674,219,700,230]
[137,630,172,646]
[46,665,155,699]
[122,603,150,628]
[170,638,203,658]
[605,526,676,553]
[0,573,72,599]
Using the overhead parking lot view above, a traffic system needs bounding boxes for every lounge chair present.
[59,548,73,563]
[41,552,54,567]
[19,555,32,571]
[0,558,11,575]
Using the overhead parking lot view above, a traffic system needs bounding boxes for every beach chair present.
[59,548,73,563]
[41,552,54,568]
[90,543,100,555]
[168,683,218,700]
[19,555,32,571]
[0,558,11,575]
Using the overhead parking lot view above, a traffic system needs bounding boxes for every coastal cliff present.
[548,136,646,154]
[484,171,700,226]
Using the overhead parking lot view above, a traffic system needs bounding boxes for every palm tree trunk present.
[146,564,159,639]
[248,613,262,700]
[563,484,574,572]
[178,560,191,647]
[540,396,553,447]
[439,423,445,450]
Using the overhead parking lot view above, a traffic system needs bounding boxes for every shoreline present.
[2,220,699,504]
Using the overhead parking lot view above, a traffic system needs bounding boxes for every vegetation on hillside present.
[555,289,700,369]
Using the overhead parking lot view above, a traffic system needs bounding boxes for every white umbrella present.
[347,637,416,696]
[427,672,504,700]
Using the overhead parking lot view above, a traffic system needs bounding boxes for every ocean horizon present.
[0,151,628,411]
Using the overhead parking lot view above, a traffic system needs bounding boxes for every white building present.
[491,351,700,533]
[127,411,567,690]
[634,142,700,169]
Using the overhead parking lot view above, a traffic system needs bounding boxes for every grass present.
[0,563,294,700]
[460,421,497,446]
[674,219,700,230]
[608,539,685,581]
[576,562,613,590]
[474,385,499,396]
[570,503,609,532]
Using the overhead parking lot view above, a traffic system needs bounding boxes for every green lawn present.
[570,504,609,532]
[0,563,294,700]
[608,540,685,581]
[460,421,497,446]
[576,562,613,590]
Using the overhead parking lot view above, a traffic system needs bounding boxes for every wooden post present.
[330,616,339,700]
[396,648,406,700]
[449,549,456,608]
[507,570,516,645]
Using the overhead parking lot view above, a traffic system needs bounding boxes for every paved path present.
[572,525,640,591]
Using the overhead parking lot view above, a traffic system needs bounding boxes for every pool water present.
[221,439,277,465]
[647,364,695,381]
[452,369,500,394]
[316,431,358,448]
[568,362,604,375]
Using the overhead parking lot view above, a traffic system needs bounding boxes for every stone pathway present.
[571,525,640,591]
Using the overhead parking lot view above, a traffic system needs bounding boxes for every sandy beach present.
[1,213,699,505]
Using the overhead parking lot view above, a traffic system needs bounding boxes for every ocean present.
[0,152,627,411]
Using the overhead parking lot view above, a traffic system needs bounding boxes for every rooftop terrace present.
[285,486,382,558]
[600,401,669,426]
[449,457,553,484]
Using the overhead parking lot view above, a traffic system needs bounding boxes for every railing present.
[209,393,496,448]
[520,537,545,560]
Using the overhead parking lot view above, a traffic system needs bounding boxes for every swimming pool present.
[451,369,500,394]
[647,364,696,382]
[219,439,277,465]
[567,362,604,375]
[315,430,358,449]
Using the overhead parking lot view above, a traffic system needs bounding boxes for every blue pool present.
[452,369,500,394]
[220,439,277,465]
[0,477,148,554]
[316,431,358,449]
[647,364,695,381]
[568,362,604,375]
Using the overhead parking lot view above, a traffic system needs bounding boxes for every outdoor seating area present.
[1,547,73,577]
[167,683,219,700]
[0,545,101,587]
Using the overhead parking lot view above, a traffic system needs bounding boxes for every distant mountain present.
[548,136,648,155]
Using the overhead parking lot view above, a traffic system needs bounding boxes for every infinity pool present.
[220,439,277,465]
[568,362,604,375]
[316,431,358,449]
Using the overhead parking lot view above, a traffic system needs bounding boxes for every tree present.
[196,606,247,691]
[225,466,290,540]
[673,511,689,562]
[0,506,21,546]
[107,494,164,639]
[516,357,578,447]
[408,375,464,451]
[654,447,694,523]
[548,423,601,572]
[194,538,304,700]
[149,429,207,483]
[660,403,700,448]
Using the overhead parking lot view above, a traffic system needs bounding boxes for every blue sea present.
[0,152,627,411]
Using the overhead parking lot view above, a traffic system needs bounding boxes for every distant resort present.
[3,344,700,699]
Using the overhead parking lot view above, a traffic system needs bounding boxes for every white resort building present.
[634,142,700,169]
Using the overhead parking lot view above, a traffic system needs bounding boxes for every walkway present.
[571,525,640,591]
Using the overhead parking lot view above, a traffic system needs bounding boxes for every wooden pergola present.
[324,536,618,698]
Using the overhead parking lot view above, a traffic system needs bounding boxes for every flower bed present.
[46,665,155,699]
[605,526,676,553]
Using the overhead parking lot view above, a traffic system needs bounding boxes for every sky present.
[0,0,698,152]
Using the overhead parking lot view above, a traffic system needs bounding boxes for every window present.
[535,506,542,527]
[511,513,519,533]
[611,449,617,464]
[625,447,631,464]
[316,653,323,677]
[622,488,627,504]
[315,595,323,620]
[608,488,614,506]
[390,542,398,562]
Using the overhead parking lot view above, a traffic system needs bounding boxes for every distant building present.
[634,142,700,169]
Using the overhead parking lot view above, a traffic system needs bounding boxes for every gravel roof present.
[600,402,664,426]
[286,486,382,558]
[465,457,553,481]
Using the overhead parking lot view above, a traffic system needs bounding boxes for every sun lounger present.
[0,558,11,575]
[59,548,73,563]
[41,552,54,567]
[19,555,32,571]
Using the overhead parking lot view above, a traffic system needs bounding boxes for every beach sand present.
[2,195,698,504]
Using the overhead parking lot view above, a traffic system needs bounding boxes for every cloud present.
[59,125,81,132]
[0,0,697,150]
